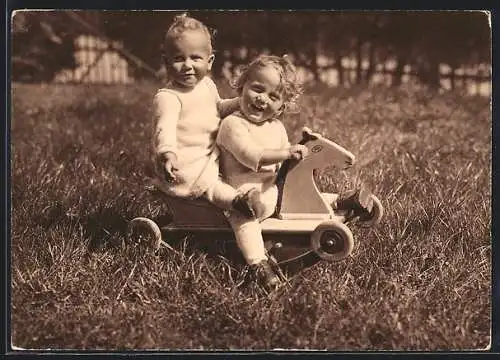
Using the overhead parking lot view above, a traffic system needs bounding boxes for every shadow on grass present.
[38,202,129,251]
[38,200,320,278]
[157,224,248,268]
[37,201,247,264]
[151,213,322,278]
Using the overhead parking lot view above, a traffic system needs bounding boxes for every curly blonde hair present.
[232,55,303,114]
[163,13,214,54]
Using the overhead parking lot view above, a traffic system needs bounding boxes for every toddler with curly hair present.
[216,55,309,290]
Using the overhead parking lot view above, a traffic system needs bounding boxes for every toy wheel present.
[127,217,162,250]
[359,195,383,227]
[310,221,354,262]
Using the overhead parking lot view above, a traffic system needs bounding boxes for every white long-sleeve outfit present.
[153,76,240,209]
[216,112,289,265]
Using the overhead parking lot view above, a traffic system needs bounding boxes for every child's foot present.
[335,185,374,219]
[249,258,281,292]
[232,188,258,218]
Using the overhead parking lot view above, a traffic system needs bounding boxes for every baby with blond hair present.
[216,55,309,290]
[153,14,258,217]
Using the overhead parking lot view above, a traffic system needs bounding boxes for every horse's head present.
[298,127,355,170]
[274,127,356,219]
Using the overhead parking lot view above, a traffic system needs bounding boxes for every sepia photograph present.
[9,9,492,351]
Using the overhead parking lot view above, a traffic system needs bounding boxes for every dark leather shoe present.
[232,188,258,218]
[249,259,281,291]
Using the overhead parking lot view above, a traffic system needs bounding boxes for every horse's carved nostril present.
[311,145,323,153]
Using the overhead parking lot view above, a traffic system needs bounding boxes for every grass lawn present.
[10,80,491,350]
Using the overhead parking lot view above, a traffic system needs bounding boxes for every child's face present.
[240,65,285,124]
[165,30,214,89]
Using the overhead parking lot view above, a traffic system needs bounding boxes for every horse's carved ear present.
[302,127,313,136]
[301,127,319,143]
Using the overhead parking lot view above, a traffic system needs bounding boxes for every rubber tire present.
[127,217,162,250]
[310,221,354,262]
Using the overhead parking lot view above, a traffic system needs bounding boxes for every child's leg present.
[253,185,279,220]
[204,179,260,218]
[204,179,239,210]
[227,214,267,265]
[227,189,282,290]
[228,185,279,264]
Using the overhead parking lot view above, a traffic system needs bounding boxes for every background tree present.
[12,11,77,82]
[10,10,491,87]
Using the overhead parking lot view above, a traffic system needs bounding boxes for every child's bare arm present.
[217,116,308,171]
[241,118,307,167]
[204,77,240,118]
[258,144,308,166]
[217,97,240,118]
[153,91,181,179]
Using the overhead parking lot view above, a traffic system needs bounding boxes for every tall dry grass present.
[10,80,490,350]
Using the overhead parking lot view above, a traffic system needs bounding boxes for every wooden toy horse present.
[128,127,383,269]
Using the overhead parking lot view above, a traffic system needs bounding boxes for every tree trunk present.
[365,41,376,84]
[310,49,319,82]
[355,39,363,84]
[308,16,320,82]
[450,66,456,91]
[334,50,344,86]
[212,47,226,79]
[392,54,407,87]
[428,59,440,90]
[418,58,440,90]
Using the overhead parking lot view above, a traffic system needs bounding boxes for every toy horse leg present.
[320,192,351,222]
[320,192,338,207]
